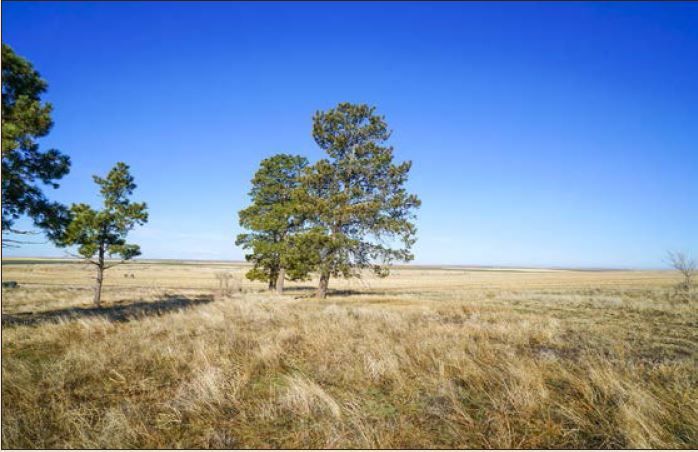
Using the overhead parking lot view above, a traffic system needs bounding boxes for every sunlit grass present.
[1,263,696,448]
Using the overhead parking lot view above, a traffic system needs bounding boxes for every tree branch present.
[2,237,45,247]
[7,228,40,236]
[64,251,100,267]
[104,260,128,270]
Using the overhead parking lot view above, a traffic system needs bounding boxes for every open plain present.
[2,259,696,448]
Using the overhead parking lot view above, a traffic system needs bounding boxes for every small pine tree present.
[58,163,148,306]
[236,154,310,293]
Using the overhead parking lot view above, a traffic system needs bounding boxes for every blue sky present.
[3,2,697,268]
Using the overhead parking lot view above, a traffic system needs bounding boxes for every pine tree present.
[236,154,310,293]
[58,163,148,306]
[2,44,71,245]
[300,103,421,298]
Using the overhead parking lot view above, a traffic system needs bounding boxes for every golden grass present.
[1,261,696,448]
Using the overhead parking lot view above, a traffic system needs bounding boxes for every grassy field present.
[2,259,696,448]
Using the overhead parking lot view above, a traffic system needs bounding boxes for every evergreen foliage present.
[236,103,421,298]
[300,103,421,297]
[1,44,71,244]
[236,154,310,293]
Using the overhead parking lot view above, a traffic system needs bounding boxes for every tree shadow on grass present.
[327,289,391,297]
[2,294,214,327]
[283,286,395,299]
[279,286,317,293]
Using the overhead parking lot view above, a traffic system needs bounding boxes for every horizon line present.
[0,255,669,272]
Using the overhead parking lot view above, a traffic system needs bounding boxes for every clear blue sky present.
[3,2,697,268]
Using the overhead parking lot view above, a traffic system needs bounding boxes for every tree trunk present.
[93,249,105,307]
[93,266,104,306]
[316,270,330,299]
[276,267,285,294]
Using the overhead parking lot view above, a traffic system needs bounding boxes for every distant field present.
[1,257,248,266]
[0,258,673,292]
[2,261,696,448]
[2,257,79,265]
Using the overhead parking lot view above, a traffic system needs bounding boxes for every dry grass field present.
[2,259,696,448]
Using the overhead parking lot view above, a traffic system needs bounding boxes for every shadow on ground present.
[283,286,372,297]
[327,289,392,297]
[278,286,317,293]
[2,294,214,327]
[283,286,398,299]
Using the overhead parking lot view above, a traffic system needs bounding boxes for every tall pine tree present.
[300,103,421,298]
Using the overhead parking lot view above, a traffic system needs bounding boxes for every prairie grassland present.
[2,260,696,448]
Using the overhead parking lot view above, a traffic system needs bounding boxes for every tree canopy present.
[236,154,310,292]
[298,102,421,297]
[2,44,70,244]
